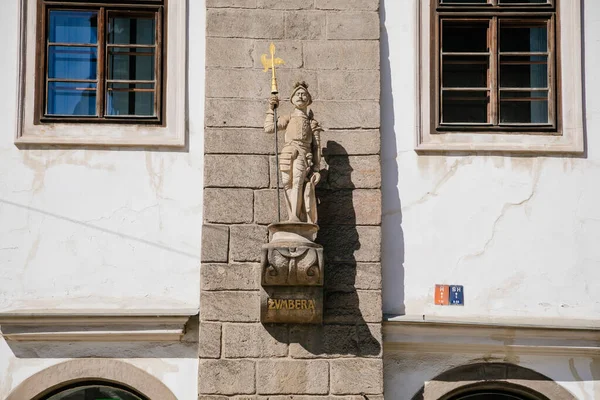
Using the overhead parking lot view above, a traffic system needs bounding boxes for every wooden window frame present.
[434,1,557,133]
[16,0,187,147]
[417,0,584,153]
[35,1,164,124]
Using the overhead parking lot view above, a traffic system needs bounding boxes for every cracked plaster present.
[382,0,600,322]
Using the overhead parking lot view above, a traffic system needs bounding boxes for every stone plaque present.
[260,226,324,324]
[261,286,323,324]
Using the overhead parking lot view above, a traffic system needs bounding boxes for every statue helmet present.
[290,81,312,106]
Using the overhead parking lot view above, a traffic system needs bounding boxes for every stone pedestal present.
[260,222,324,324]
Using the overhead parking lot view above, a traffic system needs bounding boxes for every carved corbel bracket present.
[261,244,324,286]
[260,242,324,324]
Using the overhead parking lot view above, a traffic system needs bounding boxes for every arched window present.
[410,362,577,400]
[41,382,147,400]
[6,360,178,400]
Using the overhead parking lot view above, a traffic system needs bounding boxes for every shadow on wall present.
[2,316,199,358]
[266,141,381,357]
[380,0,406,316]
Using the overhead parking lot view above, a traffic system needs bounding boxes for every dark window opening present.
[41,382,149,400]
[449,389,543,400]
[435,0,557,132]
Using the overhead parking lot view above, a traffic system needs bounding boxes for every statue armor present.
[264,82,322,224]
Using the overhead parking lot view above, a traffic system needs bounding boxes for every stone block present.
[207,9,284,39]
[325,262,382,291]
[206,69,318,100]
[198,322,222,358]
[323,155,381,189]
[254,189,287,224]
[304,41,379,70]
[201,291,260,322]
[315,0,379,11]
[204,155,269,189]
[311,101,380,129]
[230,224,268,262]
[318,71,380,100]
[256,397,372,400]
[201,263,260,291]
[205,128,278,155]
[204,188,253,224]
[317,189,381,225]
[285,11,326,40]
[205,69,267,99]
[205,99,265,128]
[199,360,256,395]
[317,225,381,262]
[324,290,382,324]
[206,38,254,68]
[289,323,381,358]
[207,0,257,7]
[321,130,380,156]
[202,224,229,263]
[327,12,380,40]
[330,359,383,395]
[254,41,303,69]
[223,323,288,357]
[258,0,313,9]
[256,360,329,394]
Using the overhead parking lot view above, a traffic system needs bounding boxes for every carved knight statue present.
[264,81,323,224]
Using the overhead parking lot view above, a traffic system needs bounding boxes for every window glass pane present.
[442,90,489,123]
[500,55,547,88]
[108,48,155,81]
[108,16,156,45]
[47,82,96,116]
[45,384,144,400]
[442,55,489,88]
[49,11,98,44]
[500,24,547,53]
[500,90,548,123]
[48,46,97,80]
[107,83,155,116]
[442,22,489,53]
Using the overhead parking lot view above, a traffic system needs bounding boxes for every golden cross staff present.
[262,43,285,222]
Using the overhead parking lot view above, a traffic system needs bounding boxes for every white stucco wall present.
[0,1,205,312]
[382,0,600,321]
[0,0,205,398]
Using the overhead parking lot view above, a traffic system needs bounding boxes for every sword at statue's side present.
[261,43,288,222]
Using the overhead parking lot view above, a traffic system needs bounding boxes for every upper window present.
[37,1,163,123]
[436,0,556,131]
[417,0,584,153]
[16,0,186,146]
